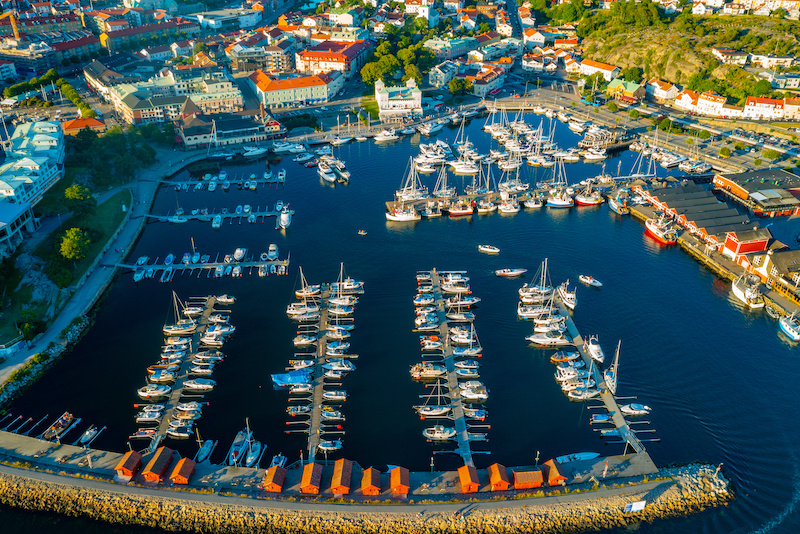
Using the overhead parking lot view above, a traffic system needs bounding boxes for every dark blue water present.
[5,116,800,534]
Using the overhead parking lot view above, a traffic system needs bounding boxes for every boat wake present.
[751,455,800,534]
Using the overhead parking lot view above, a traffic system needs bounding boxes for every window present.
[771,266,779,277]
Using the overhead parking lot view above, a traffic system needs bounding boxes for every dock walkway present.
[145,208,292,225]
[430,271,474,468]
[552,296,656,463]
[307,289,330,463]
[149,296,216,451]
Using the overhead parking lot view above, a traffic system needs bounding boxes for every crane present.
[0,11,19,40]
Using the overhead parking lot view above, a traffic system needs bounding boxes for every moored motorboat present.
[422,425,457,441]
[478,244,500,254]
[495,268,527,278]
[620,403,651,416]
[578,275,602,287]
[732,273,765,309]
[779,312,800,341]
[556,452,600,463]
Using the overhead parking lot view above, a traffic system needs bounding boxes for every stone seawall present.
[0,464,731,533]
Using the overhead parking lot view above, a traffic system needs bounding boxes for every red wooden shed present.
[543,459,567,486]
[263,465,287,492]
[330,458,353,495]
[169,457,195,485]
[390,466,410,495]
[361,467,381,496]
[488,463,510,491]
[142,447,173,483]
[114,450,142,478]
[301,462,323,494]
[458,464,480,493]
[513,468,543,489]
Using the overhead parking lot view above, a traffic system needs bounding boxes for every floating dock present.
[306,290,330,463]
[429,270,476,468]
[116,256,290,281]
[145,207,292,226]
[149,296,216,451]
[162,174,286,190]
[552,296,657,462]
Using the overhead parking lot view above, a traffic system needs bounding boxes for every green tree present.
[754,158,762,166]
[193,43,210,57]
[414,16,428,31]
[734,141,745,151]
[719,146,731,158]
[60,227,91,260]
[449,78,473,96]
[620,66,643,83]
[606,101,618,112]
[375,41,393,57]
[686,138,693,145]
[377,54,401,80]
[658,117,672,131]
[478,22,491,33]
[64,184,96,215]
[764,149,780,160]
[403,64,423,86]
[397,48,415,66]
[698,129,711,140]
[629,109,641,119]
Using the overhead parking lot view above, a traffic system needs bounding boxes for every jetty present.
[145,207,293,226]
[148,296,217,451]
[306,289,329,463]
[116,256,290,281]
[428,270,478,468]
[161,173,286,190]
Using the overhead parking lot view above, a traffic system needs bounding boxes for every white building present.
[750,53,794,69]
[743,96,785,119]
[0,59,17,80]
[695,91,727,116]
[579,59,620,82]
[674,89,699,112]
[646,78,679,102]
[375,78,423,122]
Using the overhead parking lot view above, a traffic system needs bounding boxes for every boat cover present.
[271,370,312,388]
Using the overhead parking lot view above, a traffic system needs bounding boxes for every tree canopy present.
[60,228,91,260]
[64,184,96,216]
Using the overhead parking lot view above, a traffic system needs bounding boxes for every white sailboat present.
[603,341,621,395]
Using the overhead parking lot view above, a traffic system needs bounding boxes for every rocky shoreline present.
[0,463,731,533]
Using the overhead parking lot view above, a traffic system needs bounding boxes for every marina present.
[145,205,294,230]
[4,107,799,534]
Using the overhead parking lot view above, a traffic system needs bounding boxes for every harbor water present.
[5,116,800,534]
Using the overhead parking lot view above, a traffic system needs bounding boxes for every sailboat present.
[295,267,321,299]
[395,157,429,201]
[432,165,455,198]
[163,292,198,335]
[414,380,452,417]
[546,157,573,208]
[603,341,621,395]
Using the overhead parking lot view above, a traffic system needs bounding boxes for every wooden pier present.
[552,296,657,464]
[149,296,216,451]
[161,174,286,189]
[306,289,330,463]
[116,257,290,281]
[429,270,476,468]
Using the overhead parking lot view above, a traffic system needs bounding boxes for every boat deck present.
[553,296,658,467]
[430,270,475,468]
[149,296,217,451]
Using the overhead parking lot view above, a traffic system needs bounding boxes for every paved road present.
[0,148,204,386]
[0,460,671,514]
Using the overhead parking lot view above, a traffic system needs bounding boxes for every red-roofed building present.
[458,465,480,493]
[554,37,578,50]
[114,451,142,479]
[169,457,195,485]
[360,467,381,496]
[50,35,101,62]
[301,462,323,494]
[646,77,679,102]
[100,20,200,52]
[296,40,370,79]
[248,69,344,107]
[0,14,81,36]
[330,458,353,495]
[263,465,287,492]
[743,96,785,120]
[579,59,620,81]
[488,463,510,491]
[142,446,173,484]
[696,91,727,117]
[675,89,700,112]
[390,466,410,495]
[62,117,106,136]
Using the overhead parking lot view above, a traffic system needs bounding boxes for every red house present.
[458,465,480,493]
[169,457,195,485]
[142,447,173,483]
[114,451,142,478]
[301,462,323,494]
[263,466,287,493]
[543,459,567,486]
[390,466,410,495]
[330,458,353,495]
[720,228,772,267]
[488,463,510,491]
[513,468,543,489]
[361,467,381,496]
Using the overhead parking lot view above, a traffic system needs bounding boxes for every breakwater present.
[0,463,730,533]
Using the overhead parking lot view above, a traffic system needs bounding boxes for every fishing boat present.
[779,312,800,341]
[732,273,765,309]
[227,427,253,466]
[447,199,474,216]
[604,341,621,395]
[645,213,678,245]
[608,195,629,215]
[460,387,489,401]
[495,268,528,278]
[42,412,78,441]
[245,439,263,467]
[556,452,600,463]
[422,425,457,441]
[578,275,602,287]
[584,335,605,364]
[386,204,422,221]
[620,403,651,416]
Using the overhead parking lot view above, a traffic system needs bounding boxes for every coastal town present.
[1,0,800,533]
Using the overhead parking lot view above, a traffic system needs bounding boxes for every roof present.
[104,20,195,39]
[62,117,105,131]
[264,465,286,487]
[331,458,353,491]
[248,70,331,92]
[49,35,100,52]
[390,466,409,488]
[114,450,142,473]
[581,58,617,72]
[717,168,800,193]
[301,462,322,488]
[142,446,173,478]
[543,459,567,485]
[169,457,195,482]
[769,249,800,274]
[727,227,773,243]
[745,96,784,107]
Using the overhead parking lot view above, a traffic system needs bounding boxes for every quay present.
[428,270,478,468]
[149,296,217,451]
